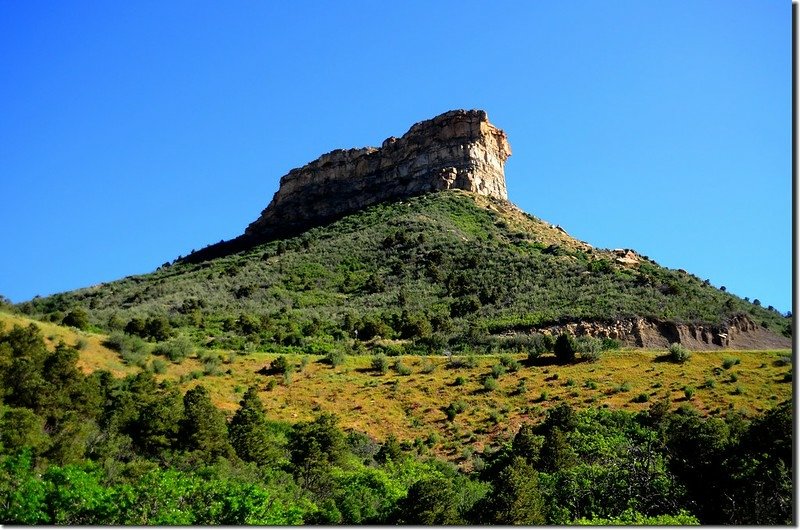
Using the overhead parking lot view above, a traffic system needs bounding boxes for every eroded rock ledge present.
[244,109,511,241]
[534,314,791,351]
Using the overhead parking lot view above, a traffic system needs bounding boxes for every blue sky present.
[0,0,791,313]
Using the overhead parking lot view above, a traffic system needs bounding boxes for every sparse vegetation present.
[668,343,691,364]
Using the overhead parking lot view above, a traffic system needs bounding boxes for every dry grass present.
[1,311,791,461]
[0,312,133,377]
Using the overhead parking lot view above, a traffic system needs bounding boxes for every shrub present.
[62,307,90,330]
[667,343,691,364]
[270,355,291,375]
[576,336,602,362]
[443,400,467,421]
[499,354,520,372]
[371,354,389,374]
[683,386,695,400]
[152,335,194,363]
[74,337,88,350]
[491,364,507,379]
[632,393,649,403]
[483,376,499,392]
[419,359,436,374]
[554,333,577,364]
[151,358,168,374]
[601,338,621,350]
[453,376,465,386]
[325,349,346,367]
[393,360,412,376]
[722,357,740,369]
[702,378,716,389]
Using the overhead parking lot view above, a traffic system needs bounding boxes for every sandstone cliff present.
[244,109,511,241]
[533,314,791,351]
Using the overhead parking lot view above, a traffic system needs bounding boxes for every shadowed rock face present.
[244,109,511,240]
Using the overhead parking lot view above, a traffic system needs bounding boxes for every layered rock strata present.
[533,314,791,350]
[244,109,511,240]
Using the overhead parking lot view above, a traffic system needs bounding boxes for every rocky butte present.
[246,109,511,240]
[184,109,511,262]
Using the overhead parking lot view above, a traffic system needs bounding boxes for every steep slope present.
[18,191,790,352]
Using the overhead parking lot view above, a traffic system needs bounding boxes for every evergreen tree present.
[228,386,275,466]
[486,457,545,524]
[178,385,234,460]
[395,477,460,524]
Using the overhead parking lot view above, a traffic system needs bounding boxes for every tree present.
[395,477,460,524]
[554,333,576,364]
[288,413,346,497]
[178,385,234,460]
[538,427,577,473]
[62,308,90,330]
[485,457,545,524]
[228,386,277,466]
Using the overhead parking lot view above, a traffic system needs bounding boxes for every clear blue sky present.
[0,0,791,313]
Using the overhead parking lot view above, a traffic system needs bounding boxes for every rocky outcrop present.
[244,109,511,241]
[534,314,791,350]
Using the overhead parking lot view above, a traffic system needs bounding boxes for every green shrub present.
[74,337,88,350]
[483,376,498,392]
[702,378,716,389]
[498,354,520,372]
[443,400,467,421]
[270,355,292,375]
[683,386,695,400]
[632,393,649,403]
[151,358,168,374]
[419,359,436,374]
[453,376,466,386]
[722,357,740,369]
[371,354,389,374]
[325,349,346,367]
[393,360,412,376]
[576,336,602,362]
[667,343,691,364]
[491,364,507,379]
[62,307,90,330]
[152,335,194,363]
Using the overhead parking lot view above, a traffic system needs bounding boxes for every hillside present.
[17,191,790,354]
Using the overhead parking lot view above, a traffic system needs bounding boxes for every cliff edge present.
[245,109,511,241]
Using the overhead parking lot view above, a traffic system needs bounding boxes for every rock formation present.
[244,109,511,241]
[533,314,791,350]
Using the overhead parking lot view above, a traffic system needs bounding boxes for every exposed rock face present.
[245,109,511,241]
[534,314,791,351]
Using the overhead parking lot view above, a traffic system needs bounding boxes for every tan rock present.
[245,109,511,240]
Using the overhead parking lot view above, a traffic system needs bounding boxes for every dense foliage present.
[17,192,789,357]
[0,322,791,524]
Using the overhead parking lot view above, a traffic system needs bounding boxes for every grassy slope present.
[2,311,790,464]
[0,312,133,377]
[17,191,790,353]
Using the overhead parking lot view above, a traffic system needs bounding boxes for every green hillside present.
[18,190,789,355]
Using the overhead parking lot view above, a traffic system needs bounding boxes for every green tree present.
[486,457,545,524]
[178,385,234,460]
[288,413,346,498]
[554,333,576,364]
[228,386,280,466]
[395,476,460,524]
[62,308,90,330]
[539,427,577,473]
